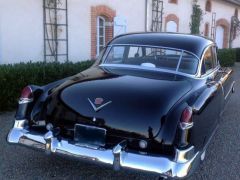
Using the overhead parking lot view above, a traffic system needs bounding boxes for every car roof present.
[108,32,215,58]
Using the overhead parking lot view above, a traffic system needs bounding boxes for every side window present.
[179,52,199,75]
[106,46,125,64]
[211,46,219,67]
[145,48,165,56]
[201,47,215,75]
[128,47,143,58]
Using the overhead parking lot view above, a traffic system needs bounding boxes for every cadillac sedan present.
[7,33,235,179]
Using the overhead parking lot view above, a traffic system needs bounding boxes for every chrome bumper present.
[7,120,199,179]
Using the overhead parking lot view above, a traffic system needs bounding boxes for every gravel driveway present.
[1,65,240,180]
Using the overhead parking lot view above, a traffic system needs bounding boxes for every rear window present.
[103,45,199,75]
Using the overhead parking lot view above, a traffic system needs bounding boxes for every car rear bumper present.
[7,119,199,179]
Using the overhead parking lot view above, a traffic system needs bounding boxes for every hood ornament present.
[88,98,112,112]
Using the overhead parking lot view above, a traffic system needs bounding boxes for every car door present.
[192,46,223,150]
[209,47,234,110]
[210,46,226,117]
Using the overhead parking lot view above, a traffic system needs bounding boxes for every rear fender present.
[16,77,71,121]
[158,102,190,145]
[15,85,43,120]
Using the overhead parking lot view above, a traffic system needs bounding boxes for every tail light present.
[179,106,193,130]
[19,86,33,104]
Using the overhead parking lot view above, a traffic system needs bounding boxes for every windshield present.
[103,45,199,75]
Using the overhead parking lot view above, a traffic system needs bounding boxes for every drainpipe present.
[229,18,233,49]
[145,0,148,32]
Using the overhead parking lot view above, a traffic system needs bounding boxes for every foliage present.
[190,0,203,35]
[218,49,236,67]
[0,61,93,111]
[235,48,240,62]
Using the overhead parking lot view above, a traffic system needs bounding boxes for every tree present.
[190,0,203,35]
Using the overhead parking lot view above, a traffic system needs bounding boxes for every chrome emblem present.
[88,98,112,112]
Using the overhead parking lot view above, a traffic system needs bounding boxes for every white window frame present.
[97,16,106,56]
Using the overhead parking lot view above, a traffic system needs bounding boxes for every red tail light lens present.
[21,86,33,99]
[181,107,193,123]
[180,107,193,130]
[19,86,33,104]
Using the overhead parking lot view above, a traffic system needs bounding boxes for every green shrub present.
[235,48,240,62]
[0,61,93,111]
[218,49,236,67]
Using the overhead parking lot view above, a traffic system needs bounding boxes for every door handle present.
[206,77,215,86]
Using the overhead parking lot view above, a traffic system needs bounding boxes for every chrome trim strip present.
[74,123,107,133]
[196,65,220,80]
[179,122,194,130]
[225,81,235,100]
[18,98,33,104]
[100,64,196,78]
[176,50,184,72]
[100,46,111,64]
[196,44,217,78]
[7,119,200,179]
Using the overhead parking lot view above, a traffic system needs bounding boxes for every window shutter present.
[114,16,127,37]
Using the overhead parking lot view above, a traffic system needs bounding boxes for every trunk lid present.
[55,67,192,139]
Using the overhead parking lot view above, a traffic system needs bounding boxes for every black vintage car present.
[7,33,235,179]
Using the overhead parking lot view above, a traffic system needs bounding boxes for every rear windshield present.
[103,45,199,75]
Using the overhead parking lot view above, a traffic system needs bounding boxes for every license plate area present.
[74,124,106,148]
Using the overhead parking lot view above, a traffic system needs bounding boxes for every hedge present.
[0,49,238,112]
[235,48,240,62]
[0,61,93,112]
[218,48,236,67]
